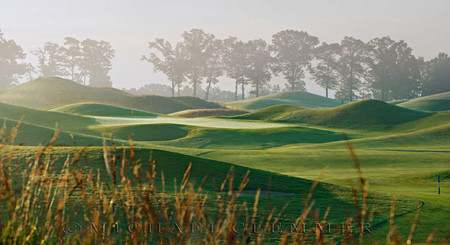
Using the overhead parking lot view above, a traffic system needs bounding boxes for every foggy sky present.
[1,0,449,97]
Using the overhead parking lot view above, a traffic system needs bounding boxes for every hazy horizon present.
[1,0,449,97]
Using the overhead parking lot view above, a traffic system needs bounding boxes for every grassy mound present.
[0,77,221,114]
[231,104,302,120]
[50,103,157,117]
[226,91,343,111]
[91,124,190,141]
[236,100,432,130]
[397,91,450,112]
[0,102,95,133]
[171,108,247,118]
[317,123,450,149]
[0,118,102,146]
[160,126,346,150]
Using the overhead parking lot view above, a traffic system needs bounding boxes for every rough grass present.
[0,128,425,244]
[50,102,157,117]
[226,91,343,111]
[0,77,221,113]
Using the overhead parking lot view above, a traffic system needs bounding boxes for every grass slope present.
[50,103,157,117]
[170,108,247,118]
[158,126,346,150]
[397,91,450,112]
[226,91,343,111]
[0,102,95,133]
[236,100,432,130]
[0,77,221,114]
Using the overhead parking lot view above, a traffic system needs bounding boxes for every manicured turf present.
[226,91,344,111]
[235,100,433,130]
[0,77,221,113]
[170,108,247,118]
[50,102,157,117]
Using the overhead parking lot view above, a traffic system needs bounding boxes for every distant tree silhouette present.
[223,37,249,100]
[246,39,272,98]
[271,30,319,91]
[180,29,214,97]
[422,53,450,96]
[60,37,82,82]
[0,30,30,89]
[334,37,371,102]
[309,43,340,98]
[142,38,186,97]
[32,42,65,77]
[203,39,224,100]
[367,36,421,100]
[80,39,115,87]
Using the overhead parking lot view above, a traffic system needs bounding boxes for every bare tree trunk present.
[255,80,259,97]
[234,80,238,101]
[193,80,197,97]
[171,81,175,97]
[326,84,329,98]
[177,84,180,96]
[205,78,211,100]
[241,82,245,100]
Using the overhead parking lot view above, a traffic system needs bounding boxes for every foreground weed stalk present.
[0,123,446,244]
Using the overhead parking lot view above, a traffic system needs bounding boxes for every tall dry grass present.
[0,123,447,244]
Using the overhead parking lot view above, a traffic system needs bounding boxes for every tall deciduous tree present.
[367,36,421,100]
[203,39,224,100]
[334,37,371,102]
[142,38,186,97]
[0,30,29,89]
[60,37,82,82]
[180,29,214,97]
[80,39,115,87]
[32,42,65,77]
[422,53,450,96]
[223,37,249,100]
[246,39,272,98]
[271,30,319,91]
[309,43,340,98]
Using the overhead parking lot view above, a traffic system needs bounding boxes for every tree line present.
[143,29,450,101]
[0,30,115,88]
[1,28,449,101]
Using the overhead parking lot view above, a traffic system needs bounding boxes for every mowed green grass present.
[0,77,221,113]
[226,91,344,111]
[234,100,432,130]
[50,102,157,117]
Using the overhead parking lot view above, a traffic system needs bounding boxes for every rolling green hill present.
[50,103,157,117]
[235,100,432,130]
[231,104,302,120]
[0,102,95,132]
[158,126,346,150]
[226,91,343,111]
[397,91,450,112]
[0,77,221,114]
